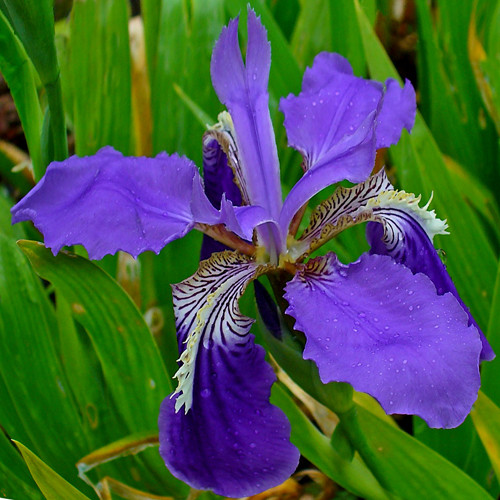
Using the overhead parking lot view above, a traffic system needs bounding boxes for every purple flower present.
[11,9,493,497]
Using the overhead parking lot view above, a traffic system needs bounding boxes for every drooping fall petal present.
[159,251,299,496]
[285,252,482,428]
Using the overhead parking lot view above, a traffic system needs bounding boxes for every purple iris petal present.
[280,52,382,176]
[367,220,494,361]
[159,340,298,496]
[200,135,245,259]
[161,251,299,495]
[285,252,482,428]
[202,137,242,209]
[11,147,211,259]
[376,78,416,149]
[211,9,283,252]
[278,129,376,236]
[278,53,415,234]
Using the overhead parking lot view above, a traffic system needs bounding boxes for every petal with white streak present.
[159,251,299,496]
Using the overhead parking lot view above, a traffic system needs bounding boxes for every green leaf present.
[0,0,58,84]
[290,0,331,69]
[0,234,95,493]
[356,407,493,500]
[18,240,171,432]
[18,240,188,496]
[482,257,500,405]
[143,0,224,164]
[0,432,43,500]
[66,0,132,155]
[415,0,497,186]
[471,391,500,483]
[328,0,372,76]
[15,441,92,500]
[0,0,67,162]
[140,231,203,377]
[271,384,389,500]
[0,8,43,177]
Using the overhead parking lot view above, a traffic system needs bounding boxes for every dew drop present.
[201,388,211,398]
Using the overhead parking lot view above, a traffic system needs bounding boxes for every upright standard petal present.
[160,251,299,496]
[278,53,415,233]
[11,147,211,259]
[280,52,382,177]
[211,9,283,245]
[280,52,416,172]
[285,252,482,428]
[376,78,416,149]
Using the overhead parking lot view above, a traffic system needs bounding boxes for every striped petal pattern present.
[159,251,299,496]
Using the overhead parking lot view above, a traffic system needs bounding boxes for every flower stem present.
[45,75,68,163]
[337,405,394,495]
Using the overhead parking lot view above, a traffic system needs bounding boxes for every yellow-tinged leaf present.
[129,16,152,157]
[468,8,500,134]
[14,441,91,500]
[471,391,500,482]
[77,432,159,475]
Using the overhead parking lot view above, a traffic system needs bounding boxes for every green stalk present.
[337,405,395,496]
[45,75,68,162]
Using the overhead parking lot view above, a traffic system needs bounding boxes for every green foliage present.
[0,0,499,498]
[15,441,92,500]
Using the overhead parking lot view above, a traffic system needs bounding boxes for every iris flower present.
[12,9,493,497]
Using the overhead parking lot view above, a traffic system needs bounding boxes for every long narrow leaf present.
[0,8,42,177]
[15,441,92,500]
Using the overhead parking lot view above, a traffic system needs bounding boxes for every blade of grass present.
[0,0,67,163]
[271,384,390,500]
[15,441,92,500]
[66,0,132,156]
[0,234,96,493]
[18,241,188,496]
[471,391,500,484]
[0,8,43,178]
